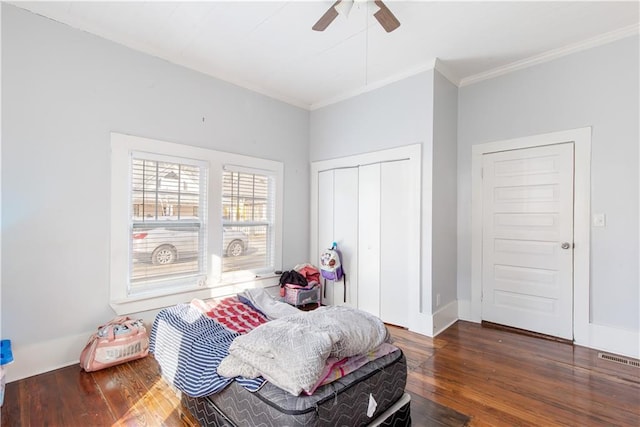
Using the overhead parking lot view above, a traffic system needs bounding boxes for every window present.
[222,168,275,273]
[130,155,207,293]
[110,133,283,314]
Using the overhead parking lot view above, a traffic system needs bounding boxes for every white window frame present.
[110,133,283,314]
[128,152,209,293]
[220,164,278,278]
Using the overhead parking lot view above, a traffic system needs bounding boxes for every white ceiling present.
[10,1,640,110]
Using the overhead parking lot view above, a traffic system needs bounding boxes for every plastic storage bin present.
[283,283,321,306]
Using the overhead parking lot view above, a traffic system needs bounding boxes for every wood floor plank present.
[90,358,179,426]
[124,357,194,426]
[18,369,66,426]
[408,391,470,427]
[54,365,116,426]
[0,381,23,425]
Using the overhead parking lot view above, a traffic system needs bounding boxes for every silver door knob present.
[561,242,571,249]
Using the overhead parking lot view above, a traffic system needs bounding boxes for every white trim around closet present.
[310,144,429,335]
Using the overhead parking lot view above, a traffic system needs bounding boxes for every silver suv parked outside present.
[132,227,248,265]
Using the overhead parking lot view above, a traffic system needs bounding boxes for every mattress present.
[182,348,410,427]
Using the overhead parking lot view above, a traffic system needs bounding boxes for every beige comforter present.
[217,305,388,395]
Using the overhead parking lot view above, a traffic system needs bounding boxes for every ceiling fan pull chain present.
[365,0,369,86]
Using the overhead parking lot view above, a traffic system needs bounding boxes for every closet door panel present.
[317,170,335,305]
[333,168,359,306]
[357,164,381,317]
[380,160,410,327]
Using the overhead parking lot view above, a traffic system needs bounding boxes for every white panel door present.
[380,160,410,327]
[333,168,359,306]
[358,164,381,317]
[482,143,574,339]
[317,170,335,305]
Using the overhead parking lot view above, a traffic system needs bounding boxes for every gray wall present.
[432,71,458,311]
[457,36,639,331]
[310,70,436,313]
[2,5,309,350]
[310,71,433,160]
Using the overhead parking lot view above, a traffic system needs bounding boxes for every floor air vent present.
[597,352,640,368]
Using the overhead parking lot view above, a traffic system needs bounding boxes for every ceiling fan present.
[312,0,401,33]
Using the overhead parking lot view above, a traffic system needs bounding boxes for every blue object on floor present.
[0,340,13,365]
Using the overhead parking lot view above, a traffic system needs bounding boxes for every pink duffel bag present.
[80,316,149,372]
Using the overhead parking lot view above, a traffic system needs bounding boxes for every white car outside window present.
[132,227,249,265]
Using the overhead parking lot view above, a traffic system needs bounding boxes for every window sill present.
[110,273,280,315]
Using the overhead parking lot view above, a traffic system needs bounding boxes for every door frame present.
[470,127,591,342]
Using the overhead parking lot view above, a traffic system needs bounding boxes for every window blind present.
[221,168,275,273]
[129,156,207,288]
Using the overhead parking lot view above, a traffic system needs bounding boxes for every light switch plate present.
[593,213,606,227]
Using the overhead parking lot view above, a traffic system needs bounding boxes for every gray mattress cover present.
[189,349,407,426]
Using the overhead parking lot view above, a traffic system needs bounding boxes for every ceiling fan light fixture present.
[313,0,400,32]
[335,0,355,18]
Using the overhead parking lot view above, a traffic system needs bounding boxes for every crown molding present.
[460,24,640,87]
[434,58,460,86]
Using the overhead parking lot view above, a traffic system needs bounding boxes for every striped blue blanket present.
[149,302,265,397]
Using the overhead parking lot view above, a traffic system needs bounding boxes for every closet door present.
[317,168,358,306]
[379,160,410,327]
[311,145,421,330]
[358,164,381,317]
[317,170,335,305]
[332,168,358,306]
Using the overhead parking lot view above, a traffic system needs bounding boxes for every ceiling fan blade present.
[373,0,400,33]
[312,1,342,31]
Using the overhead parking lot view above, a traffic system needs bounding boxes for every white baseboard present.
[576,323,639,359]
[409,312,434,337]
[5,331,89,383]
[407,300,460,337]
[456,299,475,322]
[433,300,459,336]
[458,299,639,359]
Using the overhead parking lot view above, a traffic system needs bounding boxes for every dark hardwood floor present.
[1,320,638,426]
[393,321,640,426]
